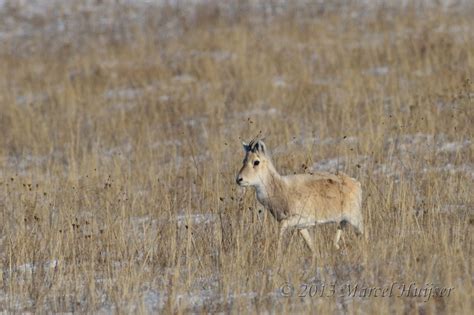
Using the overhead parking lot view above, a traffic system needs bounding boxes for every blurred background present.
[0,0,472,313]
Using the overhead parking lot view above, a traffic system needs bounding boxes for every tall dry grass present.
[0,1,472,313]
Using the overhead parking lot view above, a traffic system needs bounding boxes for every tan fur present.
[236,139,363,253]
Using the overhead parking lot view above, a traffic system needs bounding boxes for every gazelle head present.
[236,139,271,187]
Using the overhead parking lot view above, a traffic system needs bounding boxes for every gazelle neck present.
[254,162,284,201]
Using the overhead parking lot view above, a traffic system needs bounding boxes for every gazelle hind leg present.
[334,228,342,249]
[348,215,364,236]
[334,220,348,249]
[352,216,367,242]
[335,216,365,249]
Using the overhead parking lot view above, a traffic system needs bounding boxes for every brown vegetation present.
[0,1,472,313]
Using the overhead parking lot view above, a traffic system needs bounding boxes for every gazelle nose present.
[236,177,243,184]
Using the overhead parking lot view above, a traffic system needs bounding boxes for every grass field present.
[0,1,473,313]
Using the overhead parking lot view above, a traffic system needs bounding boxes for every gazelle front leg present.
[277,220,290,256]
[299,229,315,253]
[278,216,313,255]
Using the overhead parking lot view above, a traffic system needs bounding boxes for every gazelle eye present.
[253,160,260,166]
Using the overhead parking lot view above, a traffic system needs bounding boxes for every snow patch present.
[15,260,59,274]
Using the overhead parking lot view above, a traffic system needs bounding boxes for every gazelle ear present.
[254,140,267,154]
[242,141,250,152]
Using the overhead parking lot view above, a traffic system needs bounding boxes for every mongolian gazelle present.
[236,138,363,253]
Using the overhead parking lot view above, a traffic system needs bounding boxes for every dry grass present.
[0,1,473,313]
